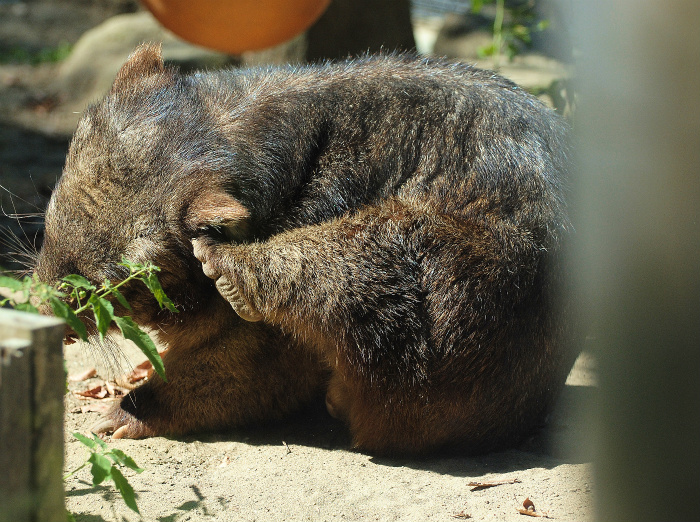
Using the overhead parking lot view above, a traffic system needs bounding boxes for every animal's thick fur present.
[36,44,574,455]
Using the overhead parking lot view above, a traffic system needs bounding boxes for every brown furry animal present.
[35,44,574,455]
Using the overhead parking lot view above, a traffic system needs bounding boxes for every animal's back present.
[190,55,569,242]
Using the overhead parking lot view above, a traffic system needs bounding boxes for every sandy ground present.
[63,340,595,522]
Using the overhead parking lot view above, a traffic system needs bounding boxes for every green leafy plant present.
[0,258,175,380]
[471,0,549,69]
[64,433,144,513]
[1,259,178,517]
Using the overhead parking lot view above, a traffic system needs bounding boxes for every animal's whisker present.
[1,217,46,228]
[0,192,45,273]
[0,183,47,213]
[0,226,39,269]
[2,211,45,219]
[0,267,32,278]
[77,317,140,380]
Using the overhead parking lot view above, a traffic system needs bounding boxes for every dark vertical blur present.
[306,0,416,61]
[572,2,700,521]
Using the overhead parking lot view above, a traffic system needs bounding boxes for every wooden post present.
[572,2,700,521]
[0,309,66,522]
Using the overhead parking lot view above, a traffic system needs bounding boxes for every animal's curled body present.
[36,44,574,455]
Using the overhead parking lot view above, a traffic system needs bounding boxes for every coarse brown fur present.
[35,44,575,455]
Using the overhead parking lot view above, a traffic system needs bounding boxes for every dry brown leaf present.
[68,367,97,382]
[468,477,521,491]
[129,359,155,379]
[75,385,109,399]
[451,511,472,519]
[114,353,167,387]
[104,381,129,397]
[75,381,127,400]
[517,498,553,519]
[517,508,542,517]
[129,366,151,382]
[27,94,60,114]
[112,376,140,390]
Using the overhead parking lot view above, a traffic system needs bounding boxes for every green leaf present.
[111,287,132,311]
[119,257,145,273]
[88,294,115,339]
[108,449,144,473]
[0,275,23,291]
[113,316,166,382]
[110,467,140,513]
[471,0,484,13]
[143,273,178,313]
[62,274,96,291]
[50,297,89,341]
[88,453,112,486]
[536,19,550,31]
[478,43,497,58]
[72,432,97,449]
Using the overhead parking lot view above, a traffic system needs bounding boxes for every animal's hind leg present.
[95,318,328,439]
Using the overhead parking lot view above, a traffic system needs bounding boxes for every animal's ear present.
[187,189,251,241]
[111,43,167,93]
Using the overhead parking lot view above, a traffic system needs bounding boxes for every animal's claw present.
[91,403,157,439]
[90,417,117,434]
[191,237,223,280]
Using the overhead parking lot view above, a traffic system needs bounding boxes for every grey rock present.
[56,12,237,110]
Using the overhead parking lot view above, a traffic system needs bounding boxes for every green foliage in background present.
[0,42,72,65]
[472,0,549,68]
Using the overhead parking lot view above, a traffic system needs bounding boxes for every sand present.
[63,340,595,522]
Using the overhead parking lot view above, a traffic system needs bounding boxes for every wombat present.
[36,43,574,455]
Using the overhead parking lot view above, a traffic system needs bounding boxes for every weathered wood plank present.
[0,309,66,522]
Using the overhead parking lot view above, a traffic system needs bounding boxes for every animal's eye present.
[135,223,163,240]
[197,223,248,243]
[198,224,226,240]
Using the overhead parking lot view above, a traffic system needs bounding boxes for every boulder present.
[48,12,237,134]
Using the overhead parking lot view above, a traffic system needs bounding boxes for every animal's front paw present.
[192,237,263,322]
[92,402,157,439]
[213,276,264,322]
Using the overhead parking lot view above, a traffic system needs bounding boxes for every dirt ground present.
[63,339,595,522]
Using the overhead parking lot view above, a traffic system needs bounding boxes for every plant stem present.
[493,0,505,70]
[73,265,152,315]
[63,461,88,481]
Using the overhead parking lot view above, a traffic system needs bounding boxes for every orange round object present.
[140,0,331,54]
